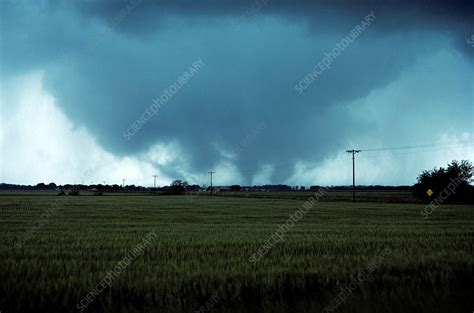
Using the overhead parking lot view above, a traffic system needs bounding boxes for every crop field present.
[210,190,416,203]
[0,192,473,313]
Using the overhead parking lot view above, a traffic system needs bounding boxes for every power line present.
[358,143,474,160]
[361,141,474,152]
[197,140,472,186]
[233,141,474,173]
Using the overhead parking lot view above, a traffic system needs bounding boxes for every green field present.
[0,192,473,313]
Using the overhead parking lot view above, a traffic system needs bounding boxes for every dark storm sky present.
[1,0,473,185]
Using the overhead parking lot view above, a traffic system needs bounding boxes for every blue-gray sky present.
[1,0,473,186]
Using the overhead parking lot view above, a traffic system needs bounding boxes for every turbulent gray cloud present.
[1,0,472,184]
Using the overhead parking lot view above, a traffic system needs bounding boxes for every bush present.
[57,190,66,196]
[68,189,80,196]
[413,160,473,203]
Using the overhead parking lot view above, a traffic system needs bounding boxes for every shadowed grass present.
[0,193,472,312]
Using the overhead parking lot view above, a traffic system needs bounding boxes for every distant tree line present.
[0,183,148,192]
[2,160,471,204]
[0,182,416,192]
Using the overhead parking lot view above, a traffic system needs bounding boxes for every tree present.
[168,180,188,195]
[413,160,473,203]
[187,184,201,192]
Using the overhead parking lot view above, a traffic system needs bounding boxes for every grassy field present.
[0,192,473,313]
[210,190,416,203]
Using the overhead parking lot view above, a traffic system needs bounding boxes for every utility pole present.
[208,171,215,193]
[346,149,361,201]
[152,175,157,188]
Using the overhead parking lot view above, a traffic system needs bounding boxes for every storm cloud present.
[1,0,473,185]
